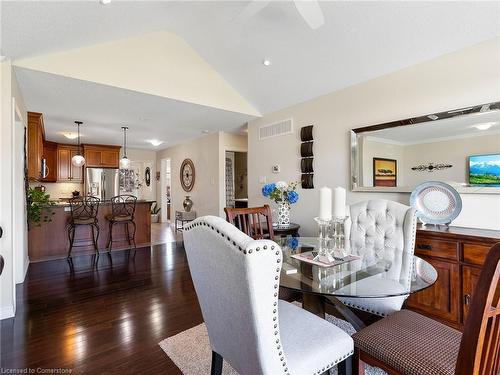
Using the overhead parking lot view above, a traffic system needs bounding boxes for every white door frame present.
[220,147,247,217]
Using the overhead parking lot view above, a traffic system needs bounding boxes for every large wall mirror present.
[351,102,500,194]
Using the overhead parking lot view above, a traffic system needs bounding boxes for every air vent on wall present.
[259,118,293,140]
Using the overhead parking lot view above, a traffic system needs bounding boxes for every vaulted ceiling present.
[2,1,499,149]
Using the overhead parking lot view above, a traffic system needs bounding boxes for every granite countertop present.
[48,199,155,208]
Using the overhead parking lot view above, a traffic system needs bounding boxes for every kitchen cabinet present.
[41,141,57,182]
[57,145,83,182]
[83,145,120,168]
[407,225,500,330]
[27,112,45,181]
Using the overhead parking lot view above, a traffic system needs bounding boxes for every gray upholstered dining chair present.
[337,199,417,317]
[183,216,354,375]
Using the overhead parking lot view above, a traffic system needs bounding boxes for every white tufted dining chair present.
[337,199,417,317]
[183,216,354,375]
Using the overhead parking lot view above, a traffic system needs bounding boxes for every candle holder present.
[330,216,348,258]
[313,217,335,263]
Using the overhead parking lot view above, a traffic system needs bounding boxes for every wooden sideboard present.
[407,225,500,330]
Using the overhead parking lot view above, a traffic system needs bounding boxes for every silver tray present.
[410,181,462,225]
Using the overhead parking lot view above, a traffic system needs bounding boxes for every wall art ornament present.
[411,163,453,172]
[300,125,314,189]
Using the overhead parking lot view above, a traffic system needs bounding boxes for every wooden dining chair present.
[224,205,274,240]
[351,242,500,375]
[225,205,299,302]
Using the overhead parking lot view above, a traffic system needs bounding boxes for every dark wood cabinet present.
[41,141,57,182]
[57,145,83,182]
[27,112,45,181]
[407,256,460,324]
[83,145,120,168]
[408,225,500,330]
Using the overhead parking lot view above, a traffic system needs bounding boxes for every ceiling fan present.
[237,1,325,30]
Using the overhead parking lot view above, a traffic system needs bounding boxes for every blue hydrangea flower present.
[287,236,299,250]
[287,190,299,204]
[262,183,276,197]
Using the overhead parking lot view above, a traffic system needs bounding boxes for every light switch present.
[259,176,267,184]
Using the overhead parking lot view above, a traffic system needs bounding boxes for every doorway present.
[160,158,172,223]
[225,151,247,209]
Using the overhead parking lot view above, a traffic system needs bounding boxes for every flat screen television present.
[469,154,500,185]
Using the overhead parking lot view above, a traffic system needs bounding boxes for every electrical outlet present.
[272,165,280,173]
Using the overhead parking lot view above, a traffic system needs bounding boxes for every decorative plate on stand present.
[410,181,462,225]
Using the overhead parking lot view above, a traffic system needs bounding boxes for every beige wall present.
[248,38,500,235]
[14,32,259,116]
[403,133,500,188]
[362,138,405,187]
[126,148,157,201]
[156,132,221,217]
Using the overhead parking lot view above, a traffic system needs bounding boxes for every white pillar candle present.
[319,187,332,220]
[333,187,346,218]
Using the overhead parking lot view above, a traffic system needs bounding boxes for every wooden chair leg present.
[353,348,365,375]
[210,351,223,375]
[338,355,353,375]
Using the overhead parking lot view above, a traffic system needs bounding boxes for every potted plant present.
[27,187,56,228]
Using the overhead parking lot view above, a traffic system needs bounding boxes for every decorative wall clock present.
[180,159,195,192]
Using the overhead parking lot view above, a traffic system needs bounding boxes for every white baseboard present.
[23,256,30,280]
[0,305,15,320]
[15,256,30,284]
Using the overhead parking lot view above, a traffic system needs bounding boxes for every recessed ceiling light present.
[100,0,111,5]
[62,132,78,140]
[474,122,495,131]
[262,59,271,66]
[202,130,210,134]
[148,139,163,147]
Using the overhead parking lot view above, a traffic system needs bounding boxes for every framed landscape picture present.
[469,154,500,186]
[373,158,397,187]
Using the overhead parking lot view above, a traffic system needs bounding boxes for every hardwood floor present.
[1,242,202,374]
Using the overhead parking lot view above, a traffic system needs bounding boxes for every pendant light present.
[71,121,86,167]
[120,126,130,169]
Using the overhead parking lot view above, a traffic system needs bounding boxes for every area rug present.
[159,310,386,375]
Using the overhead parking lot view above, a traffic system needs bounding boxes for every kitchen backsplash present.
[30,182,84,200]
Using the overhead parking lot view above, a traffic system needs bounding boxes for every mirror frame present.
[350,101,500,192]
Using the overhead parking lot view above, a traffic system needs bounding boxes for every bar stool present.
[106,195,137,254]
[67,196,100,258]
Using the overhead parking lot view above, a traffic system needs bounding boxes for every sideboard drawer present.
[463,243,491,266]
[415,238,459,260]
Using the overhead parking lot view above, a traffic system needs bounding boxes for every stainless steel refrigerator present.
[85,168,120,201]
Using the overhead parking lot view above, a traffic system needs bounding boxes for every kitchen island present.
[28,200,153,262]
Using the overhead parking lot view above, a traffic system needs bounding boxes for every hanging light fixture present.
[120,126,130,169]
[71,121,86,167]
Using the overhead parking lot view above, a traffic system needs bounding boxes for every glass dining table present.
[276,236,438,330]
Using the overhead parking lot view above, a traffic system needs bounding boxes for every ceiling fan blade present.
[293,1,325,30]
[234,1,271,23]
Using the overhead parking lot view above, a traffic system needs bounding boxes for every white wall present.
[156,132,221,218]
[248,39,500,235]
